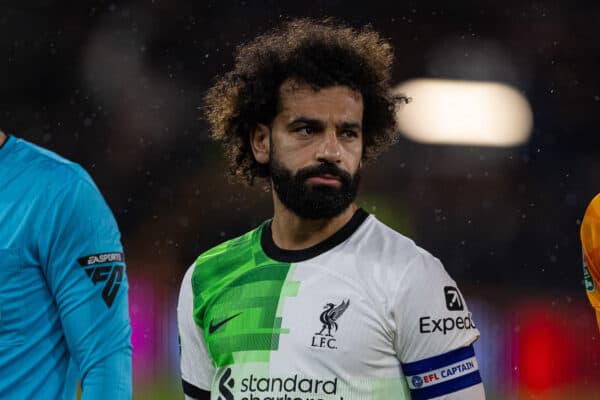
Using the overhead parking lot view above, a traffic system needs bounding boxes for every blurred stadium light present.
[393,79,533,147]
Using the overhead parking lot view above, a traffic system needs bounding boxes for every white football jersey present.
[178,209,483,400]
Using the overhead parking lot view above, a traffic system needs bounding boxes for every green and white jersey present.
[178,209,483,400]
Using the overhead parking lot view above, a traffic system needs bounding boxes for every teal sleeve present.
[38,174,132,399]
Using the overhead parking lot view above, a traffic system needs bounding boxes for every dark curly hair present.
[205,18,403,185]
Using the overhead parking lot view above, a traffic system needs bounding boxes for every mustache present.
[295,162,352,183]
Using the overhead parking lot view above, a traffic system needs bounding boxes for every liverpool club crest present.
[311,299,350,349]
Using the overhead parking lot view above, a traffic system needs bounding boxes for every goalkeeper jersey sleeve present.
[0,135,132,399]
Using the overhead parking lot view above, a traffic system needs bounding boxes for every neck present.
[0,131,6,147]
[270,193,358,250]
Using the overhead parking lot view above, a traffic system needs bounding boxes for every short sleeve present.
[178,263,215,398]
[392,251,483,399]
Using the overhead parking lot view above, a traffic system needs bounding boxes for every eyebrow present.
[339,122,362,131]
[287,117,362,130]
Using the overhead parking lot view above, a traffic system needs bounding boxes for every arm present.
[178,263,215,400]
[39,175,132,399]
[581,193,600,331]
[392,252,485,400]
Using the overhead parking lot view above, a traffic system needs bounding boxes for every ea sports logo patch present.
[78,252,125,307]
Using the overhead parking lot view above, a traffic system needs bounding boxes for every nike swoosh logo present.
[208,312,242,334]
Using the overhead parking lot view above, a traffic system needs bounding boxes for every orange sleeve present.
[580,193,600,331]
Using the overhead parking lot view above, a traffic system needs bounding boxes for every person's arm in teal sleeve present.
[38,172,132,399]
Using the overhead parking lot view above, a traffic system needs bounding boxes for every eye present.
[296,126,315,136]
[341,130,358,138]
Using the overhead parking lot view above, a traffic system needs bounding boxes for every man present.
[178,19,485,400]
[0,131,132,398]
[581,193,600,331]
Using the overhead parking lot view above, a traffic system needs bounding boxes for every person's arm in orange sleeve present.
[580,193,600,331]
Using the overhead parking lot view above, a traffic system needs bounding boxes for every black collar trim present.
[261,208,369,263]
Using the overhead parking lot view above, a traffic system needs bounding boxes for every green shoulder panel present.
[190,222,299,367]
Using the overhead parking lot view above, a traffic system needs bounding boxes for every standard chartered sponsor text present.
[239,375,344,400]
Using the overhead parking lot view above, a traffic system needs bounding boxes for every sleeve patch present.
[77,252,125,308]
[77,252,124,266]
[401,345,482,400]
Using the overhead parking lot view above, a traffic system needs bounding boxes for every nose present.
[316,129,341,164]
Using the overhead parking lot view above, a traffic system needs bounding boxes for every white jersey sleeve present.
[178,263,215,399]
[391,250,485,399]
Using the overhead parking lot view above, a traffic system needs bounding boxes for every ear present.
[251,123,270,165]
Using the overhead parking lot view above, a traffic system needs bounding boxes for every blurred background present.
[2,0,599,398]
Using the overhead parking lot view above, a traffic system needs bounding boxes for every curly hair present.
[205,18,402,185]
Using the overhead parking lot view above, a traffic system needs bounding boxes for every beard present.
[269,152,361,220]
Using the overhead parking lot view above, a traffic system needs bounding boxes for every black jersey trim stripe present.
[0,133,11,151]
[182,379,211,399]
[261,208,369,262]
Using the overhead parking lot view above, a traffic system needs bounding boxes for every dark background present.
[2,1,599,398]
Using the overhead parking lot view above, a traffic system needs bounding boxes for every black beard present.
[270,158,360,220]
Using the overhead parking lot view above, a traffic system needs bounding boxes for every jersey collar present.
[261,208,369,263]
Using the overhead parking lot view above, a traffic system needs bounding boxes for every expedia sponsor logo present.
[419,313,476,335]
[444,286,464,311]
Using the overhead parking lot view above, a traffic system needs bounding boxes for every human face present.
[252,81,364,219]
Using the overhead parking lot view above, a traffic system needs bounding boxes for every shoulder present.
[190,224,265,295]
[194,225,263,270]
[353,215,443,277]
[12,137,97,195]
[178,262,197,312]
